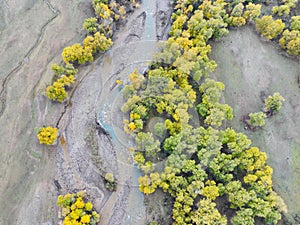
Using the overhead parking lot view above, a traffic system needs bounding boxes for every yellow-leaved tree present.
[255,16,285,40]
[37,126,58,145]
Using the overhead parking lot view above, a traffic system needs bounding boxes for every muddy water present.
[211,25,300,224]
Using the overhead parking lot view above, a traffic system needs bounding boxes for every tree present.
[57,191,100,225]
[201,180,220,200]
[37,126,58,145]
[64,63,78,76]
[231,3,244,17]
[128,69,145,90]
[46,74,75,102]
[51,63,65,76]
[136,132,160,158]
[240,147,267,172]
[57,75,75,87]
[138,175,157,195]
[290,16,300,31]
[134,152,145,167]
[83,17,98,34]
[204,103,233,127]
[255,16,285,40]
[83,32,113,53]
[228,16,246,27]
[94,2,112,19]
[153,122,166,137]
[46,81,68,102]
[248,112,266,127]
[243,3,261,21]
[231,208,255,225]
[264,92,285,114]
[272,0,296,17]
[279,29,300,56]
[191,199,227,225]
[62,43,93,64]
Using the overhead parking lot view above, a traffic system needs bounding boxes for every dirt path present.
[211,25,300,224]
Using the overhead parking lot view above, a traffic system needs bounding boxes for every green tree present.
[231,208,255,225]
[64,63,78,76]
[248,111,266,127]
[272,0,296,17]
[153,122,166,137]
[191,199,227,225]
[136,132,160,157]
[83,17,98,34]
[51,63,65,76]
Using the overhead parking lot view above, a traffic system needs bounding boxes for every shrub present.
[264,92,285,114]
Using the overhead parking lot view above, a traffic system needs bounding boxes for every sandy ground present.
[211,25,300,224]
